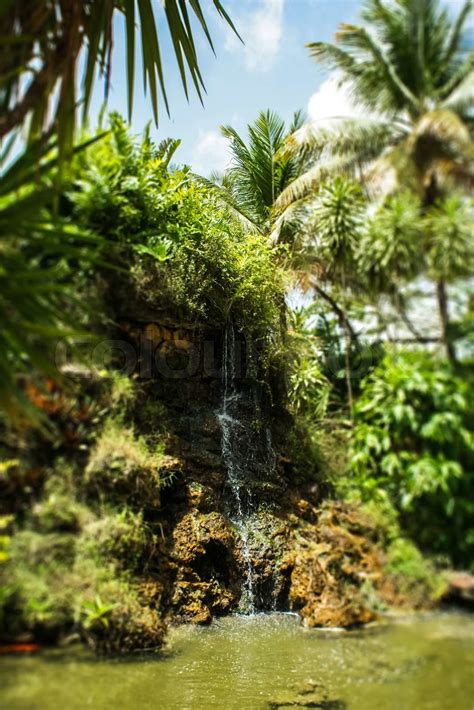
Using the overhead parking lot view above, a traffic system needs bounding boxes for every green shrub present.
[0,520,163,650]
[72,115,285,342]
[1,530,76,639]
[384,538,448,602]
[29,464,91,533]
[74,576,165,653]
[351,351,474,567]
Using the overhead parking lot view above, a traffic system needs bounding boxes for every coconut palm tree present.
[277,0,474,361]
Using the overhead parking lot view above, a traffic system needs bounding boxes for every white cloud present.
[191,129,230,176]
[225,0,284,71]
[307,74,365,126]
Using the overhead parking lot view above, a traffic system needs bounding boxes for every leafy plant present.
[205,110,307,242]
[0,134,108,422]
[0,0,238,151]
[384,538,448,604]
[78,595,118,630]
[351,350,474,566]
[72,117,285,341]
[286,308,332,421]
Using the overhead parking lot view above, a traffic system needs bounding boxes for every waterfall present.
[217,323,256,613]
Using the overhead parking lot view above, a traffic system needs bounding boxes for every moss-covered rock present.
[168,511,241,623]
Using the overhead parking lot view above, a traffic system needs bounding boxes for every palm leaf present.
[0,0,239,148]
[194,175,262,234]
[335,22,420,114]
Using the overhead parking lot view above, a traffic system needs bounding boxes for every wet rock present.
[268,679,346,708]
[167,511,242,621]
[286,502,380,627]
[444,571,474,607]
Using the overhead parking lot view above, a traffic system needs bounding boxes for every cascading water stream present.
[217,323,256,613]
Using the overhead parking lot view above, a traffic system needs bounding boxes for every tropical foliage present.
[277,0,473,360]
[351,351,474,567]
[279,0,473,209]
[0,0,238,421]
[205,110,308,242]
[0,0,238,150]
[71,116,285,338]
[0,0,473,655]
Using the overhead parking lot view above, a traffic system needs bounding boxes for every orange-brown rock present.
[286,502,381,627]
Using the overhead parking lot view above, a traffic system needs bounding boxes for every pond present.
[1,612,473,709]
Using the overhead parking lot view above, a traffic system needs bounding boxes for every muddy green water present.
[1,613,473,710]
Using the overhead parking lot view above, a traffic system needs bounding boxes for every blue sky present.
[89,0,469,175]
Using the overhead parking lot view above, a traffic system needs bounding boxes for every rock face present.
[444,572,474,607]
[168,511,242,623]
[115,317,408,629]
[284,501,380,627]
[121,317,289,622]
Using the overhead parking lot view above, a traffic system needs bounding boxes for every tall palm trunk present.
[312,278,355,417]
[436,279,456,363]
[341,270,353,419]
[343,313,354,419]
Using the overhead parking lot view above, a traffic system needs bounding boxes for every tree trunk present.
[343,316,354,419]
[436,279,456,363]
[311,283,358,343]
[312,280,355,418]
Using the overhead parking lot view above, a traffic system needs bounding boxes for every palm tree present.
[0,0,239,152]
[202,110,307,242]
[207,113,370,413]
[425,195,474,360]
[277,0,473,361]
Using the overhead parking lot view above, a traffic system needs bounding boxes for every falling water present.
[217,323,256,613]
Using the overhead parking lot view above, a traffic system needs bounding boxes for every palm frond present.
[439,51,474,101]
[274,154,361,214]
[307,42,358,74]
[283,119,401,162]
[0,0,239,149]
[443,0,473,66]
[335,22,421,114]
[0,136,110,422]
[269,195,317,245]
[221,110,297,226]
[441,59,474,114]
[193,175,262,234]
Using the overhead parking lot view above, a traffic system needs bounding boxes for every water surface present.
[1,612,473,709]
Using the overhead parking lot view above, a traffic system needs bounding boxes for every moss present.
[73,572,165,653]
[109,373,136,408]
[383,538,448,604]
[79,509,154,573]
[85,418,163,506]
